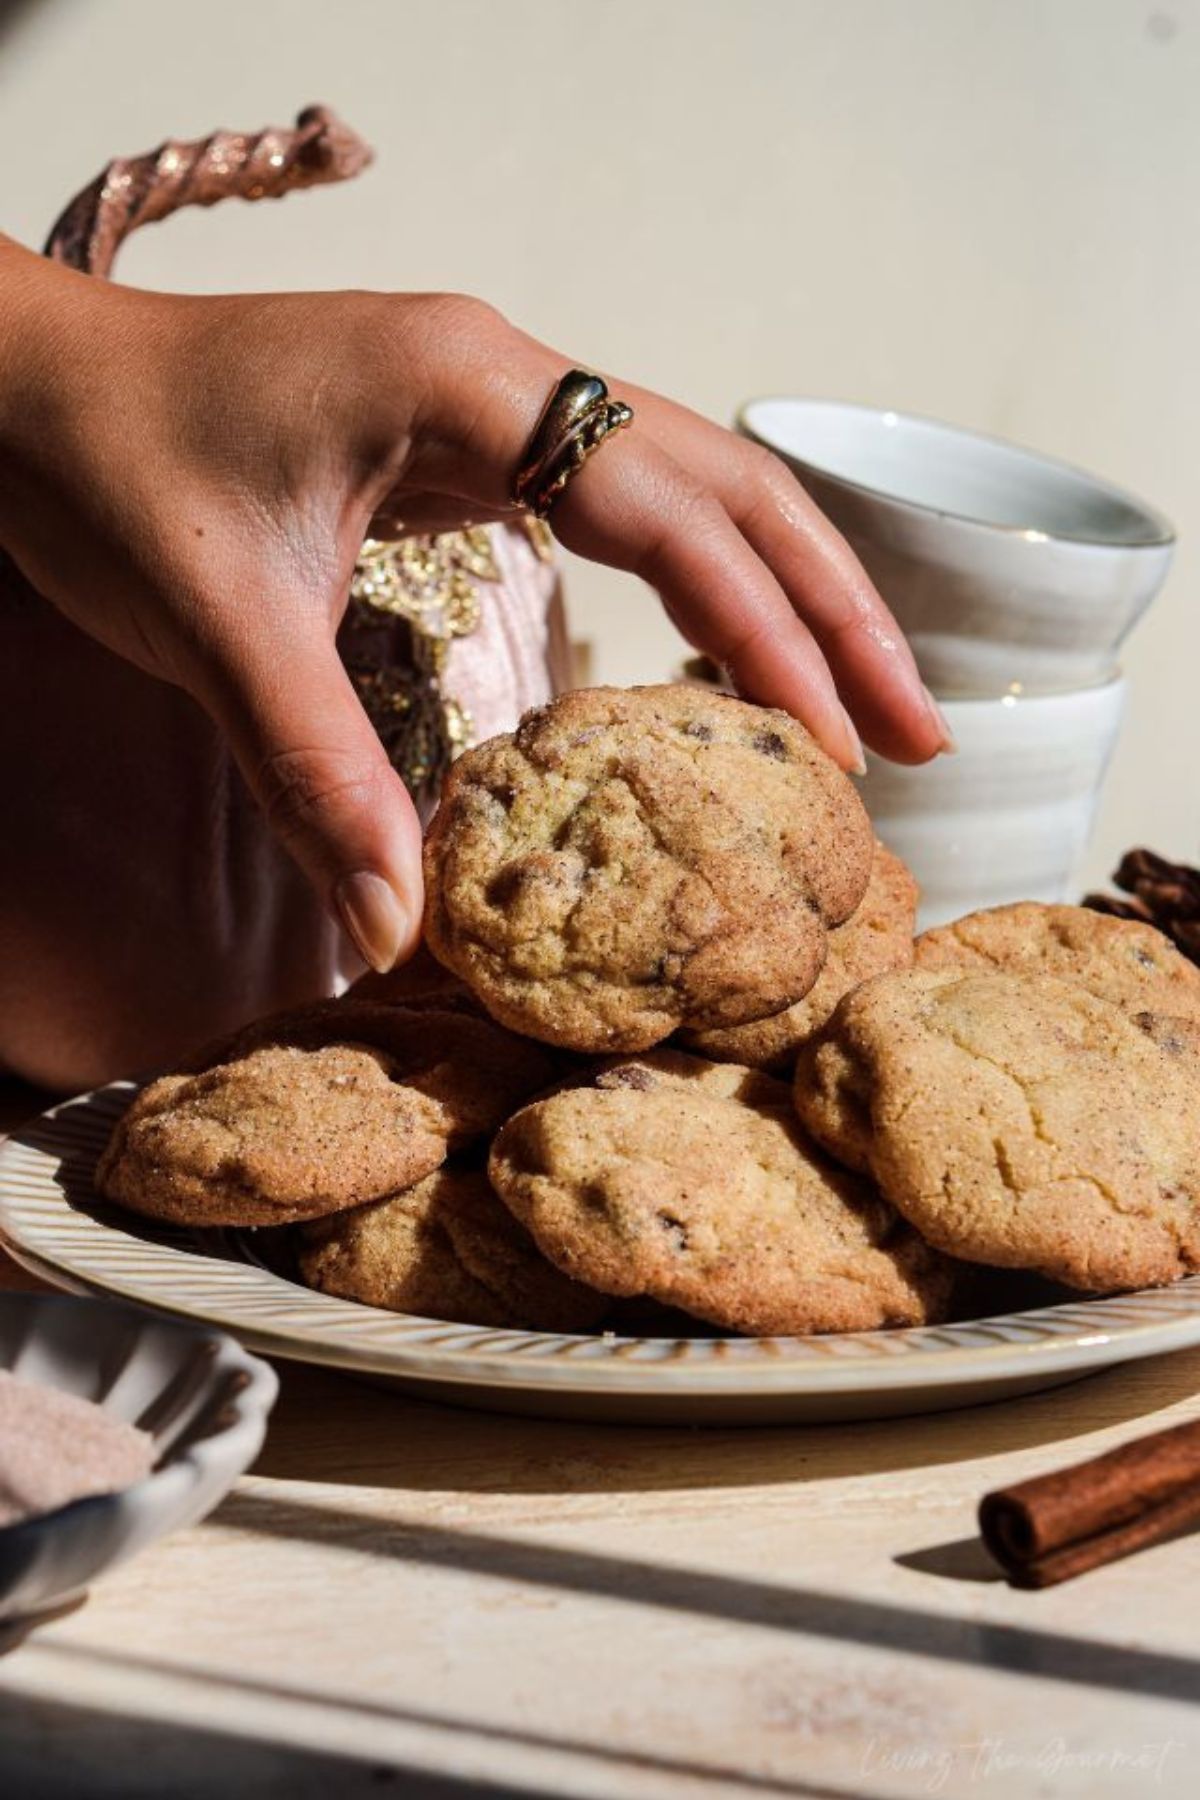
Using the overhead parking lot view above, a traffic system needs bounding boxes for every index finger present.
[605,382,951,763]
[397,304,912,766]
[399,308,863,767]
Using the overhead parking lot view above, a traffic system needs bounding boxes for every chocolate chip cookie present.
[489,1050,956,1334]
[914,902,1200,1023]
[681,842,917,1072]
[98,1003,559,1228]
[424,684,874,1052]
[297,1165,609,1332]
[795,968,1200,1291]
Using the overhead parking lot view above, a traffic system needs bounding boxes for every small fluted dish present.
[0,1291,277,1636]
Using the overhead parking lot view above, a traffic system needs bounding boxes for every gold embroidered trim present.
[339,520,557,801]
[339,530,501,800]
[522,515,555,563]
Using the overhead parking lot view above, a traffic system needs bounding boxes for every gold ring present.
[514,369,633,519]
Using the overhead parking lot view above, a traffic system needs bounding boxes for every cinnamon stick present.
[979,1419,1200,1587]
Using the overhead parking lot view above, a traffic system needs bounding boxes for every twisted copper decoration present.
[44,103,372,277]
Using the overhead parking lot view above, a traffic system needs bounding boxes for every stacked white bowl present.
[738,400,1175,927]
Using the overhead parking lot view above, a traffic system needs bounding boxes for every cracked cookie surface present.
[488,1049,957,1334]
[296,1166,609,1332]
[97,1003,559,1228]
[794,969,1200,1291]
[914,902,1200,1023]
[423,684,874,1052]
[681,842,917,1072]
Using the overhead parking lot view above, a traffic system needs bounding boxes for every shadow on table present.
[0,1690,508,1800]
[6,1653,898,1800]
[893,1535,1002,1583]
[209,1487,1200,1707]
[0,1692,650,1800]
[248,1345,1200,1496]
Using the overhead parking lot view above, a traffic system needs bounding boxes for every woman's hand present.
[0,235,950,973]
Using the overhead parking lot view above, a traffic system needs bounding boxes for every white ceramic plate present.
[4,1084,1200,1425]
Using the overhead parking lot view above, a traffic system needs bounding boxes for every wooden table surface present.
[1,1084,1198,1799]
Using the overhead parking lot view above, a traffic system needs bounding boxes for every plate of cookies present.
[4,684,1200,1424]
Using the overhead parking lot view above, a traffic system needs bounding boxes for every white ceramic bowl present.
[0,1292,276,1635]
[858,674,1126,928]
[740,398,1173,697]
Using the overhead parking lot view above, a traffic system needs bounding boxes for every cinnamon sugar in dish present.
[0,1369,154,1526]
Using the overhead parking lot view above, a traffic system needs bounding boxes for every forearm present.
[0,238,66,543]
[0,234,119,554]
[0,233,69,416]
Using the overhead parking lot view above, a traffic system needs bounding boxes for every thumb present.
[206,626,425,973]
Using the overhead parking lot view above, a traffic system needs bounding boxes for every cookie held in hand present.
[97,1003,560,1228]
[795,969,1200,1291]
[423,685,874,1053]
[489,1050,957,1335]
[297,1165,609,1333]
[681,841,917,1072]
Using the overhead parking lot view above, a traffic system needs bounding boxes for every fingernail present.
[839,704,867,777]
[922,684,958,754]
[334,871,409,973]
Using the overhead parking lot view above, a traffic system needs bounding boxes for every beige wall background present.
[1,0,1197,888]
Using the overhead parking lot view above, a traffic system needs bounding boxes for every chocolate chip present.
[485,865,525,908]
[681,720,714,742]
[598,1065,656,1091]
[656,1211,689,1251]
[752,729,788,760]
[1134,1011,1186,1053]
